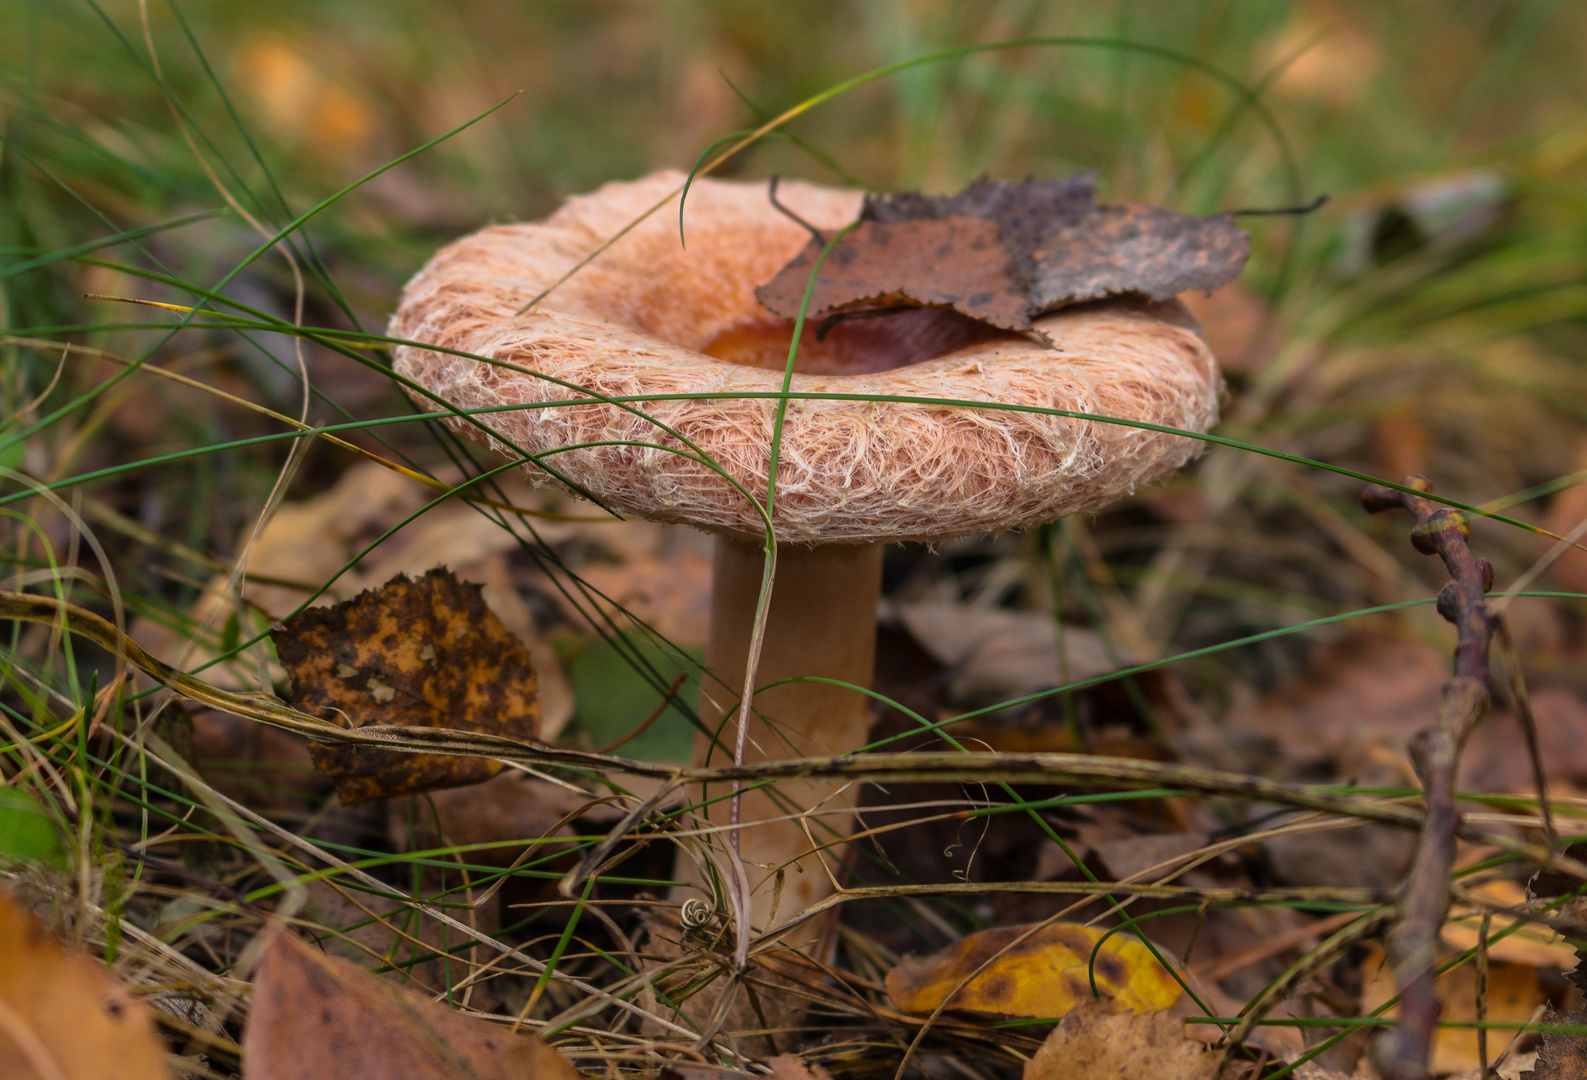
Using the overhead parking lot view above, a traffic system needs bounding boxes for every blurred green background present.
[8,0,1584,305]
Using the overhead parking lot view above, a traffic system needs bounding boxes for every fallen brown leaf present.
[0,890,169,1080]
[756,176,1248,333]
[890,601,1135,703]
[1025,202,1252,312]
[244,927,576,1080]
[1023,1001,1215,1080]
[767,1054,836,1080]
[1443,879,1578,971]
[568,546,713,649]
[1522,1008,1587,1079]
[273,568,541,804]
[885,921,1181,1019]
[129,460,575,740]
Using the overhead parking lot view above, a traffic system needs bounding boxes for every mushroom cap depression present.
[389,171,1222,544]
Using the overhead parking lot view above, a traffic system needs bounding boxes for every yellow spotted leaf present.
[272,568,541,804]
[885,921,1181,1019]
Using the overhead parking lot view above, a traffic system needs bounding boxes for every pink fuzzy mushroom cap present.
[388,170,1222,543]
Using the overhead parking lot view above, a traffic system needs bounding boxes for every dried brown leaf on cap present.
[885,921,1182,1019]
[272,567,541,804]
[243,926,578,1080]
[0,890,169,1080]
[755,174,1249,332]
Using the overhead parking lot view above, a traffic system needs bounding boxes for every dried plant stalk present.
[1362,474,1497,1080]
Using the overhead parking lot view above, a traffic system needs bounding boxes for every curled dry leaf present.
[1023,1001,1215,1080]
[244,927,578,1080]
[885,921,1181,1019]
[756,175,1248,332]
[0,890,168,1080]
[272,568,540,804]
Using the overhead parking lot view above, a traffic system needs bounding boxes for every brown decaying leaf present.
[1442,878,1578,970]
[760,215,1030,330]
[132,461,574,740]
[1026,203,1252,309]
[272,568,541,804]
[1522,1007,1587,1079]
[0,891,169,1080]
[755,175,1249,332]
[885,921,1181,1019]
[1023,1001,1216,1080]
[890,601,1137,703]
[243,927,578,1080]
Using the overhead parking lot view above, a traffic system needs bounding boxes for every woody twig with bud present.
[1362,475,1496,1080]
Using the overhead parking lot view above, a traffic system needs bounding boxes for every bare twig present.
[1362,474,1497,1080]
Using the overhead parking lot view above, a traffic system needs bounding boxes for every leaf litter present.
[884,921,1182,1019]
[272,567,543,804]
[1023,1002,1219,1080]
[0,890,168,1080]
[244,926,579,1080]
[756,175,1249,333]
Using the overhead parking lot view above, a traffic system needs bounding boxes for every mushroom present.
[389,170,1221,937]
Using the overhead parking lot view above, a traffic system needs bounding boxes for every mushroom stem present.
[686,534,883,935]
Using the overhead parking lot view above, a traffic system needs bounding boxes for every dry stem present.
[1362,474,1497,1080]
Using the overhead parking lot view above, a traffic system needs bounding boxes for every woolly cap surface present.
[389,170,1222,544]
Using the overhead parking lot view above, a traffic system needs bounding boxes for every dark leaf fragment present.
[272,568,541,804]
[754,215,1030,331]
[1027,203,1252,309]
[755,175,1250,333]
[863,174,1097,289]
[1522,1007,1587,1079]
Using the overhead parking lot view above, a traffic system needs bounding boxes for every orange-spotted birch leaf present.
[0,890,169,1080]
[243,927,577,1080]
[884,921,1181,1019]
[272,568,541,804]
